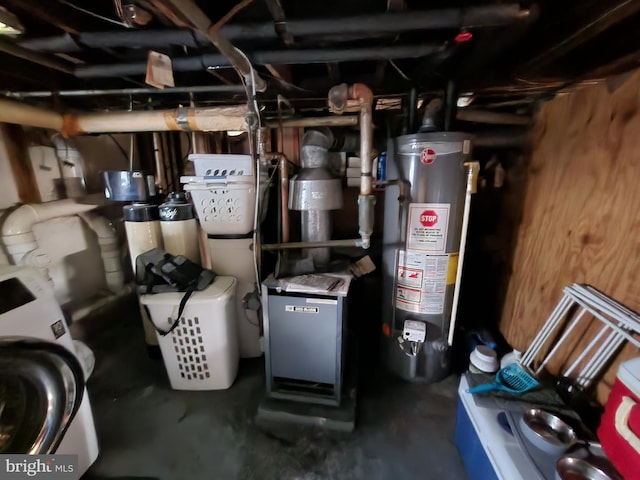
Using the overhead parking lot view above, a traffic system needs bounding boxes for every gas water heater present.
[382,131,472,383]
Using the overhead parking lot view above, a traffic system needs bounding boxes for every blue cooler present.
[455,376,540,480]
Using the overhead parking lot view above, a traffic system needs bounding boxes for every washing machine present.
[0,265,99,474]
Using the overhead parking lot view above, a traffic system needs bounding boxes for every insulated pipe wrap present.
[0,99,248,135]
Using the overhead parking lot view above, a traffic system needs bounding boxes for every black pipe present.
[3,84,246,98]
[0,37,74,75]
[20,4,532,53]
[407,88,418,133]
[473,128,528,148]
[75,44,445,78]
[444,80,458,131]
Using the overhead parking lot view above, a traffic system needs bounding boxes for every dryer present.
[0,265,99,475]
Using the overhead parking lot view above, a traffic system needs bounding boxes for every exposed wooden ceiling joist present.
[523,0,640,73]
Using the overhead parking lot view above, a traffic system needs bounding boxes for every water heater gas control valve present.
[402,320,426,343]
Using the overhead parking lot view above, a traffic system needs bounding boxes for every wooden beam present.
[524,0,640,72]
[0,0,104,34]
[0,37,74,75]
[0,123,41,203]
[151,0,267,91]
[375,0,406,87]
[0,54,72,90]
[588,49,640,79]
[265,64,292,82]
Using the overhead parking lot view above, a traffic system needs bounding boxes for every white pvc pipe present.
[78,212,125,293]
[447,162,479,346]
[2,198,99,264]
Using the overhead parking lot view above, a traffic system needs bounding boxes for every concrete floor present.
[76,294,467,480]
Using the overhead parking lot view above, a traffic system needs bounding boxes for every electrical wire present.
[57,0,130,28]
[260,163,279,211]
[389,59,412,81]
[181,132,193,163]
[106,134,130,162]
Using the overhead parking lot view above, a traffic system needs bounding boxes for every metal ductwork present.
[289,129,343,268]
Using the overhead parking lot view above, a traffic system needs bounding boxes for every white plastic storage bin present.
[140,276,239,390]
[184,180,255,235]
[189,153,253,177]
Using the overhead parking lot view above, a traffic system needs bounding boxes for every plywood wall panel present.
[500,70,640,402]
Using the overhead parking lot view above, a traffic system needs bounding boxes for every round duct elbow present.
[2,204,39,237]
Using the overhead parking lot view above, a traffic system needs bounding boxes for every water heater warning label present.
[406,203,450,252]
[396,250,449,315]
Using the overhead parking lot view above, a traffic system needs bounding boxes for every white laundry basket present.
[140,276,239,390]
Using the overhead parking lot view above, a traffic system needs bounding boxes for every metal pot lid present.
[0,339,84,454]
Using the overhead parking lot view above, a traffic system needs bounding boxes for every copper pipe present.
[152,133,167,192]
[265,116,359,128]
[351,83,374,196]
[263,238,362,251]
[262,152,290,244]
[328,83,375,248]
[279,155,290,243]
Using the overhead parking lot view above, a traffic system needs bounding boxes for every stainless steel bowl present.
[556,456,623,480]
[520,408,578,455]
